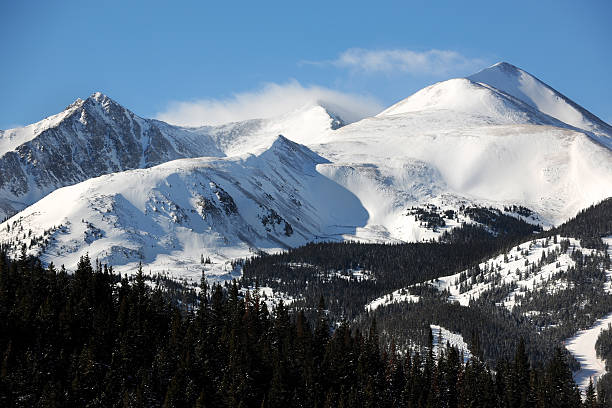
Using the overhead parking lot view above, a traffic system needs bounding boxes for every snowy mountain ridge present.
[0,94,343,220]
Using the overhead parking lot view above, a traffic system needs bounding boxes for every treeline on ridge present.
[549,197,612,249]
[239,213,542,321]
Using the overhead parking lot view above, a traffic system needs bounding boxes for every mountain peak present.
[468,61,531,84]
[267,134,304,153]
[80,92,136,120]
[475,62,534,80]
[468,62,612,136]
[487,61,521,72]
[85,92,117,107]
[317,105,346,129]
[63,92,117,113]
[256,134,327,167]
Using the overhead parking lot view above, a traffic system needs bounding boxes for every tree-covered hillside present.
[0,253,588,407]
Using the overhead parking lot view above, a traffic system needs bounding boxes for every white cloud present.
[307,48,486,76]
[156,80,383,127]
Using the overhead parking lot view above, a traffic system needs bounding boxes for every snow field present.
[565,312,612,392]
[365,288,420,312]
[431,324,472,363]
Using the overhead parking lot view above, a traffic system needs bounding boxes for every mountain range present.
[0,62,610,279]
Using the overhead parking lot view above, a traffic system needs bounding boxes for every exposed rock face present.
[0,93,225,219]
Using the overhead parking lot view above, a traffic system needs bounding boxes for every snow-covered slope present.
[0,136,368,280]
[311,114,612,229]
[367,234,612,390]
[427,236,611,308]
[365,288,420,312]
[566,312,612,391]
[0,103,81,155]
[377,234,612,305]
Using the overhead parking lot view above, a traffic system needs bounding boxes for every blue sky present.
[1,0,611,128]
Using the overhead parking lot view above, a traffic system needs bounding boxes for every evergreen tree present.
[584,377,598,408]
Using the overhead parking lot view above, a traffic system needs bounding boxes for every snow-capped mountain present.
[308,63,612,230]
[0,93,220,220]
[0,93,343,220]
[0,136,367,279]
[0,62,611,277]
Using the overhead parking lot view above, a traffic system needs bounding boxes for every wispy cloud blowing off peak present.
[156,81,383,127]
[156,48,487,127]
[305,48,486,76]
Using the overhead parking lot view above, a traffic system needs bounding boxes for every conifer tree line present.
[0,252,597,407]
[595,325,612,404]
